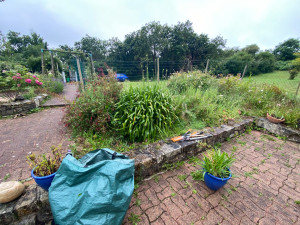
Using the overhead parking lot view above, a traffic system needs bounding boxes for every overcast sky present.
[0,0,299,50]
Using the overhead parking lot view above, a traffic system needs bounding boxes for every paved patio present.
[0,84,77,182]
[123,131,300,225]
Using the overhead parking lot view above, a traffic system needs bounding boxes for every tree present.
[273,38,300,61]
[242,44,259,55]
[74,35,107,61]
[255,51,275,73]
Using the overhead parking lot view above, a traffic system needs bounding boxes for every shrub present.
[113,85,178,142]
[0,67,43,101]
[64,75,122,134]
[167,71,212,94]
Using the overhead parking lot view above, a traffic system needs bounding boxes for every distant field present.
[244,71,300,96]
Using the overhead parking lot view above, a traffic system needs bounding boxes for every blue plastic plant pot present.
[31,169,56,191]
[204,169,232,191]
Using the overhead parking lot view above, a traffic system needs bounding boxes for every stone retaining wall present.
[0,94,48,117]
[0,118,255,225]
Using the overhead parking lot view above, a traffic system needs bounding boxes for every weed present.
[215,142,222,148]
[198,203,202,208]
[261,159,266,164]
[254,147,260,151]
[154,175,160,183]
[4,173,10,181]
[188,156,201,166]
[226,137,231,142]
[252,167,259,174]
[277,135,287,141]
[294,200,300,205]
[284,163,292,168]
[135,199,141,207]
[201,216,205,220]
[267,153,272,159]
[128,213,141,225]
[171,193,176,197]
[231,145,238,152]
[245,127,252,134]
[221,194,228,201]
[237,140,246,146]
[163,161,185,171]
[244,172,253,178]
[177,174,187,182]
[261,134,275,142]
[191,170,204,181]
[225,188,232,195]
[230,186,238,191]
[192,189,198,194]
[258,192,263,197]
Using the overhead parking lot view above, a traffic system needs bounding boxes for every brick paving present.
[0,84,77,182]
[123,131,300,225]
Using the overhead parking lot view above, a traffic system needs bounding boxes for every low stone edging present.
[0,94,48,117]
[0,118,255,225]
[255,118,300,143]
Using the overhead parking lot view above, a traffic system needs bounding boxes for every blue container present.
[31,169,56,191]
[204,169,231,191]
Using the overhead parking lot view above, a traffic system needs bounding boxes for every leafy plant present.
[113,85,178,142]
[202,148,235,178]
[26,145,62,176]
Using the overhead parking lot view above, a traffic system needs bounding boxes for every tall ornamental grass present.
[113,85,178,142]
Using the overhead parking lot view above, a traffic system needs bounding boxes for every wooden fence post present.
[89,53,95,79]
[241,64,248,79]
[205,59,210,74]
[157,58,160,81]
[76,57,85,90]
[50,51,55,76]
[296,81,300,96]
[41,49,45,76]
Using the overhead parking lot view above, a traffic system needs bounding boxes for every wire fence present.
[76,59,300,97]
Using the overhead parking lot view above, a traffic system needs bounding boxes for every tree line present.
[0,21,299,80]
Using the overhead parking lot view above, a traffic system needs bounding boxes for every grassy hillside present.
[244,71,300,96]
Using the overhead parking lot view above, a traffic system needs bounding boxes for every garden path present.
[0,84,78,183]
[123,131,300,225]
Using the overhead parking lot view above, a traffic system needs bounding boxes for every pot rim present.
[31,167,56,180]
[204,168,232,181]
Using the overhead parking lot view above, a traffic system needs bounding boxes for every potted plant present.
[267,110,285,124]
[202,148,235,191]
[26,145,62,191]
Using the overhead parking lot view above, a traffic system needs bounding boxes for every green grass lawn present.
[244,71,300,96]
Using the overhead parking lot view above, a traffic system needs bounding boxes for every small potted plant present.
[267,110,285,124]
[26,145,62,191]
[202,148,235,191]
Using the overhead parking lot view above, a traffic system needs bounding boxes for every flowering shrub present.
[1,67,43,90]
[64,74,122,134]
[0,67,43,101]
